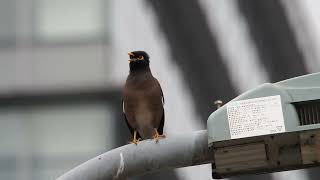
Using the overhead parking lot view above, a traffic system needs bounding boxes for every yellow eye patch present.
[138,56,144,60]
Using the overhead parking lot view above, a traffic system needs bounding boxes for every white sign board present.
[227,95,285,139]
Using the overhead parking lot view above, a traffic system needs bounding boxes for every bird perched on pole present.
[122,51,165,145]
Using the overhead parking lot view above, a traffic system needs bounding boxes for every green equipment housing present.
[207,73,320,178]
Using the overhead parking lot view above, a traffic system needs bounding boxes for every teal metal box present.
[207,73,320,178]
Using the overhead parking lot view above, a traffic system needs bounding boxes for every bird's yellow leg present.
[130,131,140,145]
[152,128,166,143]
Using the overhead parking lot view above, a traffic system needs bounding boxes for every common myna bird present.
[122,51,165,145]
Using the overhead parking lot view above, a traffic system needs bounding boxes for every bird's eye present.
[138,56,144,60]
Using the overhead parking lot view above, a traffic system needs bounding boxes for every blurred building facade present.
[0,0,320,180]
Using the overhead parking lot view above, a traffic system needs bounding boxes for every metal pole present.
[56,130,213,180]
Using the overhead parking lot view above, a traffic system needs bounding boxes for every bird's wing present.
[158,107,165,135]
[156,80,165,135]
[155,78,164,105]
[122,99,135,136]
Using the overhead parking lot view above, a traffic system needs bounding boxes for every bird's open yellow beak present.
[128,52,135,63]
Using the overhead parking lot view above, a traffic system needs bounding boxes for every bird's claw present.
[129,138,141,145]
[129,131,141,145]
[153,130,166,143]
[153,134,166,143]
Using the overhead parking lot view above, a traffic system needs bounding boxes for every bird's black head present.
[128,51,150,72]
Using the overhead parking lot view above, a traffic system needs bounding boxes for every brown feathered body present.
[122,68,164,139]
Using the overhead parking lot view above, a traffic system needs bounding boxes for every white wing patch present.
[122,101,125,113]
[161,95,164,105]
[160,88,165,106]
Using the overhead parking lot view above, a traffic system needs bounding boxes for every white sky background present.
[298,0,320,72]
[281,0,320,73]
[199,0,269,93]
[110,0,210,179]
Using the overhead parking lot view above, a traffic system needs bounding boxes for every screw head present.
[214,100,223,109]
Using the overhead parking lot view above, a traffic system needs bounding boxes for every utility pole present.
[56,130,213,180]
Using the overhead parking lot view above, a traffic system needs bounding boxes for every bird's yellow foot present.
[129,138,141,145]
[152,128,166,143]
[129,131,140,145]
